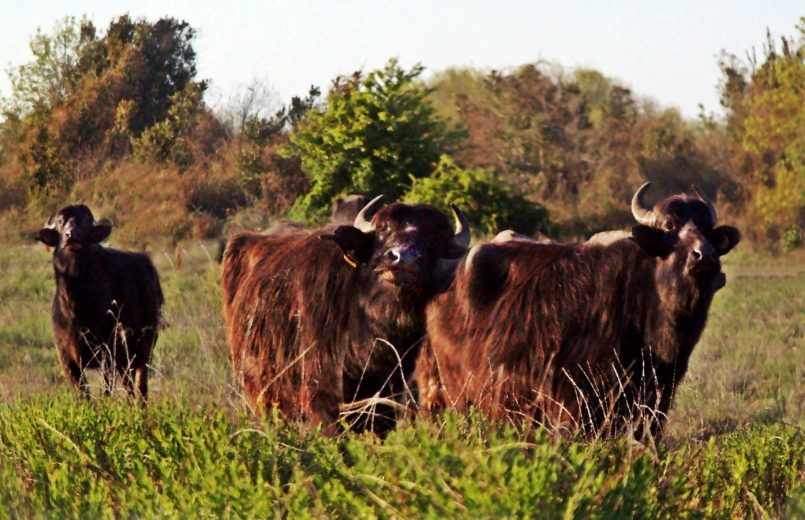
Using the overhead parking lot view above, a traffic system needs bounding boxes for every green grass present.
[1,396,802,518]
[1,243,803,517]
[668,252,805,440]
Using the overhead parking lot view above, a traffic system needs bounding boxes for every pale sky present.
[1,1,802,119]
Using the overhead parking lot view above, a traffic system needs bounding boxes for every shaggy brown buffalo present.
[222,196,470,433]
[414,183,740,440]
[36,205,163,401]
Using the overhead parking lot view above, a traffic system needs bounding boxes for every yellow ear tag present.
[343,254,358,269]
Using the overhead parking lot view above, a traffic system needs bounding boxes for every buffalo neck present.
[52,246,105,292]
[355,270,428,347]
[615,241,716,372]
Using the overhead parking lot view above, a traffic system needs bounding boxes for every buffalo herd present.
[36,183,740,441]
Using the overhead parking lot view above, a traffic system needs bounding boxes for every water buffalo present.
[414,183,740,441]
[36,205,163,401]
[222,196,470,433]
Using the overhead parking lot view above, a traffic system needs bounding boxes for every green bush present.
[285,59,461,224]
[132,82,206,167]
[0,397,802,517]
[783,224,802,252]
[405,156,550,237]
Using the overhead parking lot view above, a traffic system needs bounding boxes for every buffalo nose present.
[386,247,419,265]
[692,242,716,262]
[387,249,401,264]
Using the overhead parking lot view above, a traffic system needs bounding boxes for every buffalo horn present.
[450,203,471,249]
[631,182,659,228]
[691,185,718,224]
[353,195,384,233]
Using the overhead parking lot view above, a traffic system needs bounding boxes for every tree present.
[2,16,95,117]
[218,78,279,136]
[717,20,805,245]
[2,15,207,196]
[132,81,207,167]
[285,59,460,223]
[234,86,319,200]
[428,63,644,236]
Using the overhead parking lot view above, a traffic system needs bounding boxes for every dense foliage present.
[286,60,460,223]
[3,16,206,191]
[405,156,551,236]
[718,25,805,244]
[1,397,802,518]
[0,15,802,247]
[426,65,743,239]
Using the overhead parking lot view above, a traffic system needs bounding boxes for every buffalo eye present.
[664,221,675,231]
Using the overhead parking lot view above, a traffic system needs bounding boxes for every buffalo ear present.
[631,225,670,257]
[89,224,112,243]
[711,225,741,256]
[465,244,509,307]
[319,225,374,266]
[443,242,468,260]
[37,228,60,247]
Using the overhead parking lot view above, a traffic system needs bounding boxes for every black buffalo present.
[36,205,163,401]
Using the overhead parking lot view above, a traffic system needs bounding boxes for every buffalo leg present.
[309,395,339,436]
[121,367,147,404]
[341,372,401,435]
[57,347,89,397]
[121,369,135,395]
[134,366,148,403]
[308,391,342,435]
[63,360,89,397]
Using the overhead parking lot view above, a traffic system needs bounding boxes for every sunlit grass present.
[668,253,805,440]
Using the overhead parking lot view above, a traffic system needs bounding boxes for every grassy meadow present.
[0,242,803,517]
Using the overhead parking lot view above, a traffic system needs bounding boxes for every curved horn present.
[450,203,471,249]
[353,194,384,233]
[691,185,718,224]
[45,214,54,227]
[631,182,659,227]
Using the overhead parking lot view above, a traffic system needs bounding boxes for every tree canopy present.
[0,15,802,249]
[718,20,805,244]
[286,59,461,223]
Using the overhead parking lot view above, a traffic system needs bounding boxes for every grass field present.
[0,242,803,517]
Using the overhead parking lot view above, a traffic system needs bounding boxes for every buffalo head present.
[36,205,111,253]
[320,195,470,290]
[331,194,370,224]
[629,182,740,292]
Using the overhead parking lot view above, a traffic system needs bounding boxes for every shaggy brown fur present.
[36,205,163,401]
[223,202,466,434]
[415,189,740,440]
